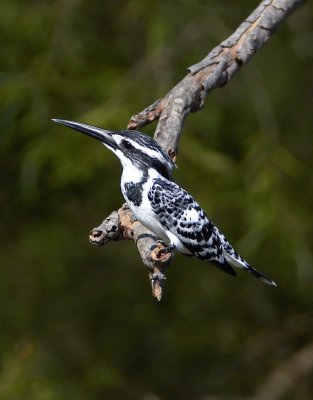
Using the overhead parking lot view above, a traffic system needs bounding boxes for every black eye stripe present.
[122,139,133,149]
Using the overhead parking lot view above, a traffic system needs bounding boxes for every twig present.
[129,0,304,157]
[128,99,164,130]
[91,0,304,300]
[90,204,172,300]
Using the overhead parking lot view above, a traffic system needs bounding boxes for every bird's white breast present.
[134,179,170,241]
[121,169,169,242]
[120,158,144,184]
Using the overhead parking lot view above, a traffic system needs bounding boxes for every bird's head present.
[52,119,176,179]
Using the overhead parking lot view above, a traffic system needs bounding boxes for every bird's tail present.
[224,251,277,287]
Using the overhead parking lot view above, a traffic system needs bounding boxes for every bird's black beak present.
[52,119,117,149]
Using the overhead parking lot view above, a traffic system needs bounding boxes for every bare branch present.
[129,0,304,157]
[128,99,164,130]
[90,204,172,300]
[92,0,304,300]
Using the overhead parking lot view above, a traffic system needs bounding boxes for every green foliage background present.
[0,1,312,399]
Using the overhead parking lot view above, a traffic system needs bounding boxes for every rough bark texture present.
[90,205,172,301]
[89,0,304,300]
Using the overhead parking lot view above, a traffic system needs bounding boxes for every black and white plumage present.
[53,119,277,286]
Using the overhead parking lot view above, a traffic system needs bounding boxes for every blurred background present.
[0,0,313,399]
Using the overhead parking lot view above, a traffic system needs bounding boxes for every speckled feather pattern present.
[145,176,275,284]
[148,178,223,259]
[53,119,276,286]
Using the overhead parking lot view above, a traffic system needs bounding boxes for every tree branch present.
[129,0,304,155]
[90,205,172,301]
[90,0,304,300]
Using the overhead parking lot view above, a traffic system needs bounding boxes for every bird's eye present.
[122,139,133,149]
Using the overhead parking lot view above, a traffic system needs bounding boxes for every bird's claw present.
[150,240,175,261]
[156,240,175,254]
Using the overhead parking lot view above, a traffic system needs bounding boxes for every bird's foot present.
[150,240,175,255]
[148,241,174,301]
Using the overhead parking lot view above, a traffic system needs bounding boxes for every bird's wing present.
[148,178,274,284]
[148,178,227,265]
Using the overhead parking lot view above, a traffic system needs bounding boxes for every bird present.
[52,119,277,286]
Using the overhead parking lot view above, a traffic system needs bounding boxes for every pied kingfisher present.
[53,119,276,286]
